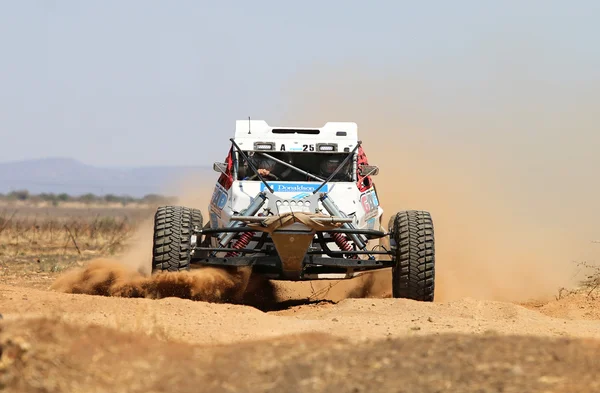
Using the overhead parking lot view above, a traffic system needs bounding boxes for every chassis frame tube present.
[216,192,268,246]
[319,194,368,250]
[230,216,353,223]
[192,255,392,268]
[199,226,388,239]
[194,247,390,255]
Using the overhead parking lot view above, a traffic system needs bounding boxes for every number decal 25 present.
[302,144,315,151]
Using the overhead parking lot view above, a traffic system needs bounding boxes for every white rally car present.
[151,120,435,301]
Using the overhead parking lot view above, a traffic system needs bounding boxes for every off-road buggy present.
[151,120,435,301]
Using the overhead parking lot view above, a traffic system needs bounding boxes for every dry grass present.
[0,210,142,256]
[576,261,600,297]
[0,206,154,289]
[554,260,600,301]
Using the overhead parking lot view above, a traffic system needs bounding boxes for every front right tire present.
[152,205,203,273]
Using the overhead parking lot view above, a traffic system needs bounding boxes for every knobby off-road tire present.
[389,210,435,301]
[152,206,203,273]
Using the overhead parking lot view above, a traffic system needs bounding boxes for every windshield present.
[237,152,354,182]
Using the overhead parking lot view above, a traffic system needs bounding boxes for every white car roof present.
[233,120,359,152]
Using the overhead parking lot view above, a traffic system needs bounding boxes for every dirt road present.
[1,261,600,392]
[2,283,600,345]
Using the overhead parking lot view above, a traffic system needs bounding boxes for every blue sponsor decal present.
[291,192,311,199]
[261,182,328,193]
[366,217,377,229]
[372,192,379,207]
[216,193,227,209]
[210,184,228,210]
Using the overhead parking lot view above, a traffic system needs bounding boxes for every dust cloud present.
[50,63,600,304]
[276,64,600,302]
[50,173,256,304]
[51,258,252,303]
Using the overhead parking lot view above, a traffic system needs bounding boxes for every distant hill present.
[0,158,215,197]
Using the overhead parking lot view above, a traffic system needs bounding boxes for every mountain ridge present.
[0,157,214,197]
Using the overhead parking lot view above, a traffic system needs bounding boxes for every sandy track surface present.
[2,259,600,392]
[1,284,600,393]
[3,317,600,393]
[2,284,600,346]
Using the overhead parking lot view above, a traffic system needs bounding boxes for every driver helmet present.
[255,156,277,172]
[320,157,343,177]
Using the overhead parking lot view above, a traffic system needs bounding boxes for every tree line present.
[0,190,176,206]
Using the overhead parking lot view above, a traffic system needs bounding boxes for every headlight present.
[254,142,275,150]
[317,143,337,152]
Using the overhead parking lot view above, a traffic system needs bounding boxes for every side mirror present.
[213,162,228,175]
[359,165,379,176]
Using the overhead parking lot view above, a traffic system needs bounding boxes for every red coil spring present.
[331,232,358,259]
[225,231,255,257]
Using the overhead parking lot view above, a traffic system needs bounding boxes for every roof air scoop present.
[271,129,320,135]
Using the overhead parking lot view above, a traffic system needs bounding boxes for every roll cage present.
[214,139,379,194]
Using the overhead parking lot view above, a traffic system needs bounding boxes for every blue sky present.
[0,1,598,167]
